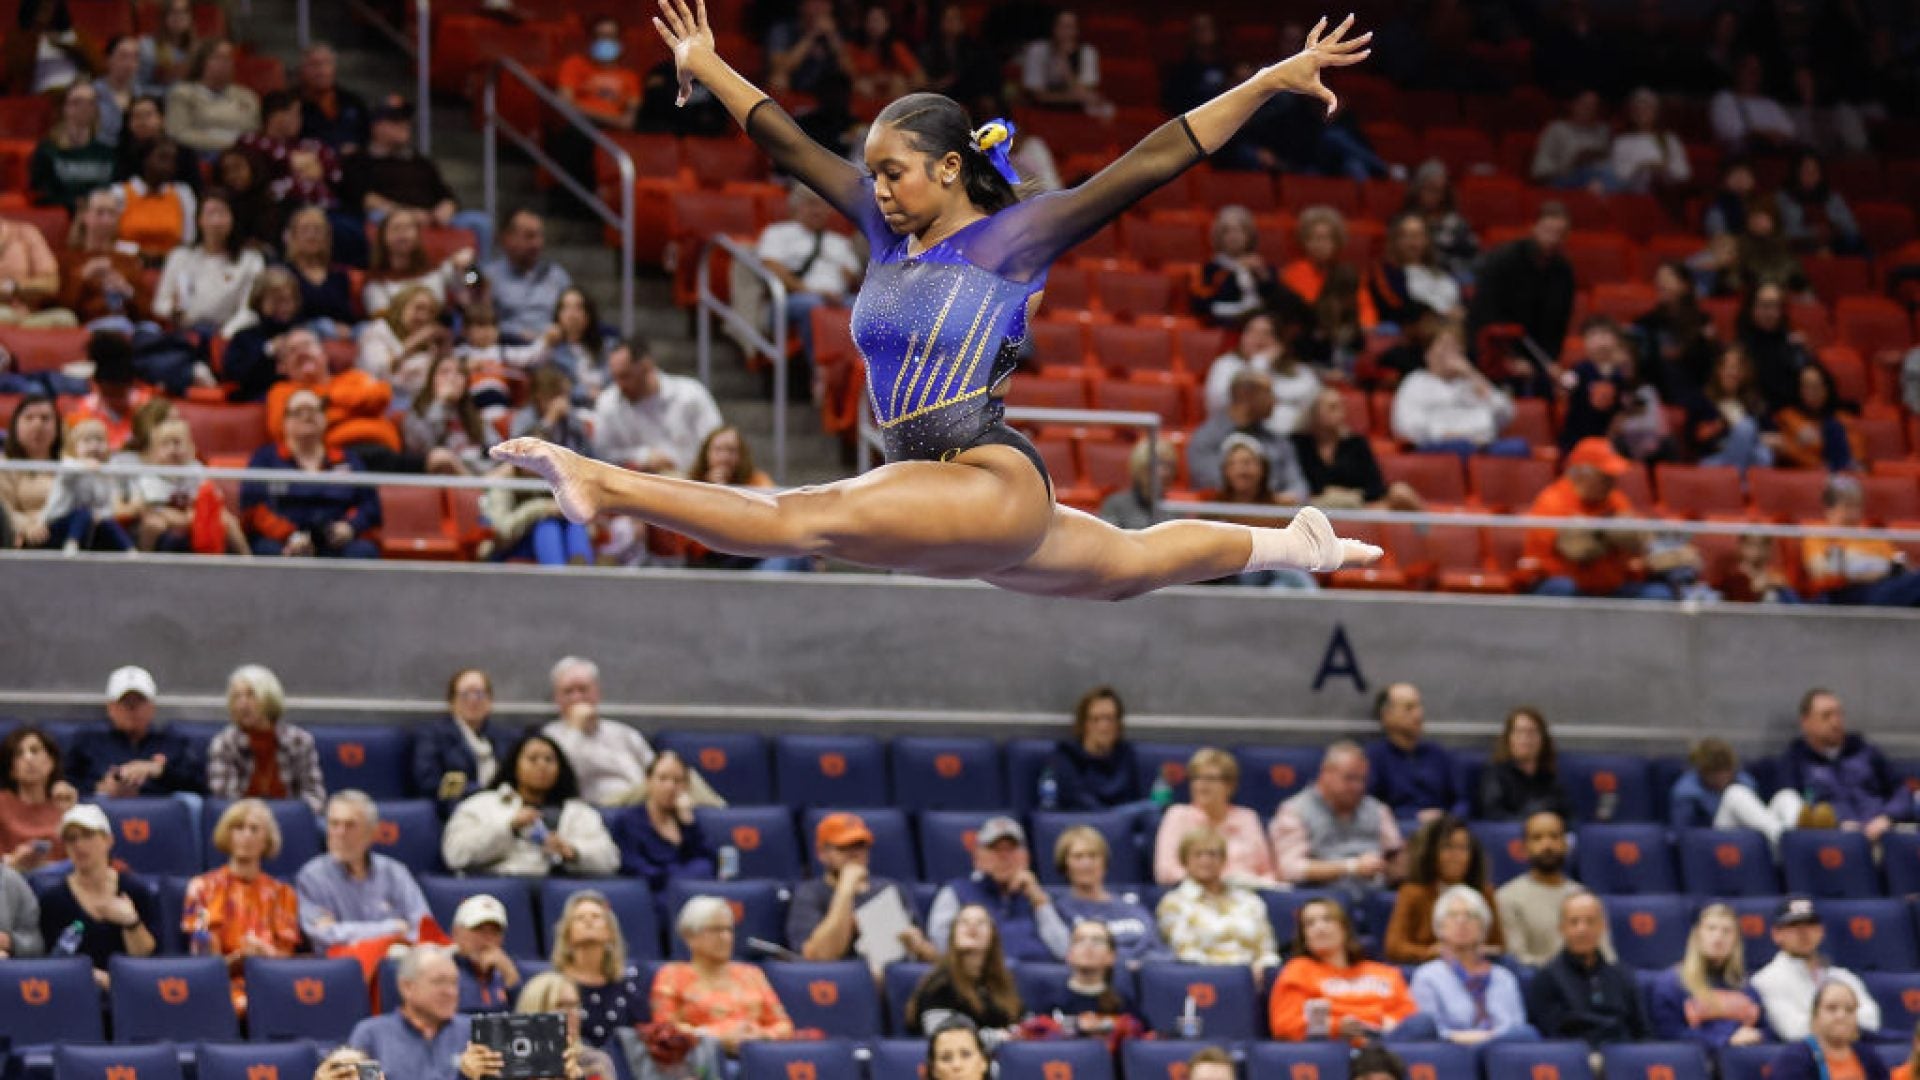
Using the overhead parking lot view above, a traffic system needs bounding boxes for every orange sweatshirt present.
[1268,956,1419,1041]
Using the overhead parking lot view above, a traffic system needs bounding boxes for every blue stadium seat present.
[1780,831,1878,898]
[1122,1041,1216,1080]
[1722,897,1782,971]
[1234,746,1323,817]
[55,1043,183,1080]
[1006,739,1055,814]
[308,725,414,800]
[1745,758,1783,800]
[662,879,788,960]
[1647,758,1688,822]
[774,735,888,807]
[1245,1043,1351,1080]
[1819,899,1920,972]
[909,883,939,926]
[996,1039,1115,1080]
[1714,1045,1778,1080]
[868,1040,927,1080]
[1469,820,1528,886]
[108,955,238,1042]
[1575,823,1678,895]
[195,1042,320,1080]
[420,876,540,957]
[1561,753,1656,823]
[1030,809,1144,886]
[542,877,664,962]
[891,737,1006,812]
[1486,1042,1596,1080]
[763,962,885,1039]
[1874,1045,1911,1072]
[883,963,931,1033]
[244,957,370,1042]
[1882,832,1920,898]
[738,1039,860,1080]
[99,798,200,875]
[1131,743,1201,805]
[656,731,772,806]
[372,799,444,874]
[1602,1043,1710,1080]
[0,956,104,1060]
[1393,1043,1477,1080]
[1012,962,1070,1017]
[1676,829,1779,898]
[696,806,804,881]
[153,874,190,953]
[1606,894,1693,970]
[200,799,320,877]
[918,811,999,884]
[1136,963,1261,1039]
[1862,971,1920,1039]
[799,807,917,881]
[1264,889,1339,953]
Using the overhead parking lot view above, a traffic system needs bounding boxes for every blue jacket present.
[1365,737,1463,818]
[66,723,206,795]
[1781,735,1913,826]
[1768,1040,1892,1080]
[1668,769,1760,830]
[612,808,714,894]
[1055,893,1172,966]
[1043,740,1143,811]
[1648,968,1773,1049]
[929,872,1070,964]
[412,715,518,815]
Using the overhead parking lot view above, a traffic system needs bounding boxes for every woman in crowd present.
[1020,10,1111,119]
[1776,153,1862,257]
[516,972,617,1080]
[925,1019,992,1080]
[114,137,196,260]
[1737,281,1815,412]
[1771,980,1887,1080]
[1285,207,1375,368]
[29,81,116,211]
[1385,814,1504,963]
[0,214,65,327]
[3,0,102,95]
[403,354,496,476]
[1155,826,1280,975]
[240,389,384,557]
[1368,212,1461,326]
[1042,686,1143,812]
[906,903,1025,1044]
[1202,311,1320,429]
[0,726,76,871]
[845,4,924,104]
[1269,896,1430,1041]
[144,0,200,86]
[1409,885,1538,1045]
[1609,88,1691,197]
[612,751,714,894]
[1191,207,1285,328]
[182,798,302,1013]
[1650,902,1773,1048]
[1292,387,1421,511]
[153,190,264,334]
[550,890,650,1048]
[93,35,144,144]
[1686,344,1774,473]
[58,189,154,324]
[1400,160,1477,281]
[206,663,326,813]
[218,267,303,402]
[358,284,444,408]
[1770,362,1861,473]
[1,396,62,550]
[112,95,197,188]
[1053,825,1168,964]
[1097,435,1177,531]
[363,209,472,316]
[443,731,619,877]
[1026,920,1142,1035]
[1474,707,1571,822]
[543,287,617,403]
[413,668,514,816]
[1152,748,1276,886]
[1890,1019,1920,1080]
[163,38,259,156]
[36,803,159,986]
[1635,261,1716,400]
[650,896,794,1054]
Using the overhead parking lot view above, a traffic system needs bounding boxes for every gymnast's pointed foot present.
[1247,505,1384,573]
[490,438,603,524]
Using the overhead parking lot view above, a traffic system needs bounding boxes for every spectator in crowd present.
[1389,323,1522,457]
[1896,1024,1920,1080]
[447,895,521,1012]
[1521,438,1666,600]
[1782,688,1913,836]
[142,0,198,87]
[557,18,642,132]
[1671,737,1808,845]
[164,39,259,155]
[1772,981,1889,1080]
[1495,811,1581,967]
[766,0,854,98]
[1,396,61,549]
[112,94,196,190]
[510,367,594,456]
[1161,13,1228,114]
[1027,920,1141,1034]
[1272,740,1404,888]
[515,972,616,1079]
[1189,375,1309,503]
[919,5,992,108]
[593,339,724,475]
[403,354,496,475]
[0,725,76,871]
[357,284,444,407]
[1611,89,1691,197]
[39,415,136,551]
[29,81,116,210]
[1754,896,1881,1042]
[1155,826,1280,975]
[93,35,148,144]
[415,669,515,816]
[1777,154,1861,257]
[923,1018,993,1080]
[183,798,302,1013]
[265,328,402,460]
[486,458,596,566]
[1704,159,1761,239]
[790,811,936,962]
[544,656,652,806]
[1527,892,1648,1048]
[0,861,43,955]
[2,0,102,94]
[340,96,492,257]
[550,890,649,1048]
[544,287,618,403]
[296,789,433,951]
[133,414,245,552]
[612,750,715,894]
[1469,202,1576,366]
[921,819,1063,967]
[349,945,487,1080]
[241,389,383,558]
[1558,317,1641,452]
[237,90,340,211]
[1283,207,1376,349]
[1476,707,1571,822]
[153,190,265,334]
[1771,363,1861,473]
[1737,282,1815,413]
[1366,682,1461,822]
[1193,437,1314,588]
[1785,66,1869,160]
[1686,345,1774,473]
[1386,815,1504,964]
[69,665,204,797]
[1411,886,1538,1045]
[481,209,573,343]
[297,43,371,154]
[846,3,924,102]
[653,896,795,1053]
[364,210,473,316]
[1637,262,1716,401]
[1713,532,1803,606]
[207,664,326,812]
[1054,825,1169,966]
[66,333,152,448]
[1802,477,1920,607]
[1098,435,1177,530]
[0,215,65,327]
[1712,54,1796,154]
[1192,207,1287,328]
[1725,204,1807,297]
[1201,311,1319,431]
[907,903,1026,1043]
[57,190,152,324]
[219,269,304,403]
[1401,160,1477,282]
[1370,212,1462,327]
[444,731,619,877]
[1532,90,1614,191]
[1292,387,1422,511]
[1020,11,1111,119]
[281,205,356,330]
[36,803,159,986]
[1041,686,1143,812]
[112,138,195,261]
[1153,747,1278,887]
[755,187,862,364]
[1650,902,1772,1049]
[1269,895,1429,1041]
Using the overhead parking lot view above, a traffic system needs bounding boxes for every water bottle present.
[527,820,563,865]
[189,911,213,957]
[718,845,740,881]
[54,920,84,956]
[1177,993,1202,1040]
[1150,773,1174,809]
[1306,998,1331,1040]
[1596,791,1618,822]
[1038,769,1059,811]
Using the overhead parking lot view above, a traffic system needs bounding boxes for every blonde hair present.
[1211,205,1259,254]
[63,418,107,457]
[1177,825,1228,865]
[550,891,627,981]
[515,971,581,1014]
[1052,825,1109,875]
[1295,205,1349,251]
[1127,435,1176,487]
[212,797,283,859]
[227,664,286,723]
[1680,903,1748,1001]
[1187,747,1240,791]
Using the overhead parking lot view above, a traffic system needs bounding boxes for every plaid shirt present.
[206,722,327,814]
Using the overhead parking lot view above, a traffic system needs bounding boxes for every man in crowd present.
[788,812,935,963]
[1780,688,1912,841]
[1527,892,1648,1048]
[1496,810,1585,967]
[927,816,1069,963]
[1522,438,1667,600]
[296,790,433,951]
[479,209,573,342]
[1270,740,1404,889]
[1364,682,1461,821]
[592,339,724,475]
[1752,895,1881,1042]
[66,666,204,798]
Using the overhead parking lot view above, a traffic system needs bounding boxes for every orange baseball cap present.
[1566,437,1630,478]
[816,812,874,848]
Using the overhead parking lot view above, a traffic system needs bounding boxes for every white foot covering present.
[1245,506,1385,573]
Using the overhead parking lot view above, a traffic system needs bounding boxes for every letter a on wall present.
[1312,624,1366,694]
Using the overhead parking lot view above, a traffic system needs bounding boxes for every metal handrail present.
[483,58,636,337]
[302,0,433,154]
[695,234,788,481]
[858,405,1164,502]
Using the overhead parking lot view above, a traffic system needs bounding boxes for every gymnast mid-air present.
[493,0,1383,600]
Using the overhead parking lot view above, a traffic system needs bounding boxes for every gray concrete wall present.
[2,552,1915,752]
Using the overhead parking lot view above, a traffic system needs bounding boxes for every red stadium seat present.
[1655,463,1748,519]
[1425,526,1514,593]
[1092,380,1188,427]
[1637,234,1702,279]
[1588,282,1658,325]
[1456,177,1535,231]
[1469,456,1554,512]
[1359,123,1420,170]
[1336,387,1370,437]
[1192,169,1278,213]
[1857,415,1910,464]
[0,96,52,140]
[1748,469,1828,522]
[1616,462,1655,510]
[1379,452,1469,507]
[1804,255,1873,304]
[1836,297,1914,361]
[1820,346,1871,404]
[1043,265,1093,311]
[1080,439,1135,494]
[1421,127,1496,174]
[1005,377,1089,412]
[1502,397,1556,449]
[1123,217,1211,268]
[1790,300,1834,349]
[1565,233,1636,285]
[378,487,459,560]
[1862,475,1920,524]
[1361,179,1407,220]
[1030,318,1090,370]
[1279,176,1360,216]
[683,137,766,186]
[1094,270,1176,318]
[0,326,89,373]
[1854,202,1917,251]
[1031,435,1081,488]
[173,401,268,464]
[1173,327,1228,370]
[1089,324,1178,382]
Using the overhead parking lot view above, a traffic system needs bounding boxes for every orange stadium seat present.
[1655,463,1747,519]
[1123,217,1210,268]
[1005,376,1089,412]
[1090,324,1179,382]
[1862,475,1920,524]
[1836,298,1914,361]
[378,487,460,560]
[1469,456,1554,512]
[1857,414,1910,463]
[1748,469,1829,523]
[1425,525,1515,594]
[1379,452,1469,507]
[1092,380,1188,427]
[1094,269,1176,318]
[0,325,88,373]
[1192,169,1278,213]
[683,137,767,186]
[173,401,268,466]
[1080,439,1135,494]
[1030,318,1090,372]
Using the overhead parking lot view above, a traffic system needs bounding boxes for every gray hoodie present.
[0,864,43,956]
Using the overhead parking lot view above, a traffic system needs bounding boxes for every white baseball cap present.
[105,666,158,701]
[60,803,113,837]
[454,895,509,930]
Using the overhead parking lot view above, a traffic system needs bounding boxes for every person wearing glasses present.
[1152,748,1278,887]
[415,669,517,817]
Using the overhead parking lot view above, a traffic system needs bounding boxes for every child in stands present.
[40,417,140,552]
[134,416,246,553]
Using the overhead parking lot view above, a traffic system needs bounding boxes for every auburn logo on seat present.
[1160,762,1186,784]
[339,744,366,767]
[1042,1062,1073,1080]
[1613,842,1641,866]
[819,754,846,778]
[1287,1066,1318,1080]
[248,1066,280,1080]
[158,977,190,1004]
[785,1063,815,1080]
[105,1067,138,1080]
[700,749,727,772]
[375,822,399,845]
[1629,913,1657,936]
[20,978,50,1005]
[808,981,838,1006]
[1902,989,1920,1013]
[1819,848,1846,870]
[1270,765,1296,787]
[1508,839,1527,862]
[1648,1066,1676,1080]
[733,826,762,851]
[1592,772,1619,794]
[1533,1066,1559,1080]
[934,755,963,778]
[1409,1065,1436,1080]
[123,818,151,843]
[1716,844,1744,868]
[295,978,327,1004]
[1850,917,1875,940]
[727,900,745,923]
[1167,1064,1189,1080]
[961,831,978,853]
[1740,914,1765,937]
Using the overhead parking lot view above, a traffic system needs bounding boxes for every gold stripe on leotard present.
[892,280,963,420]
[878,387,989,429]
[914,291,992,415]
[888,329,922,418]
[951,301,1007,396]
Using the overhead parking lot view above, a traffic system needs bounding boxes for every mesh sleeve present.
[745,99,888,246]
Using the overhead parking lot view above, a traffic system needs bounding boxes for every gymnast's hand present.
[653,0,718,107]
[1263,14,1371,117]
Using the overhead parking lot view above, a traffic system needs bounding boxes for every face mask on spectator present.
[590,39,622,64]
